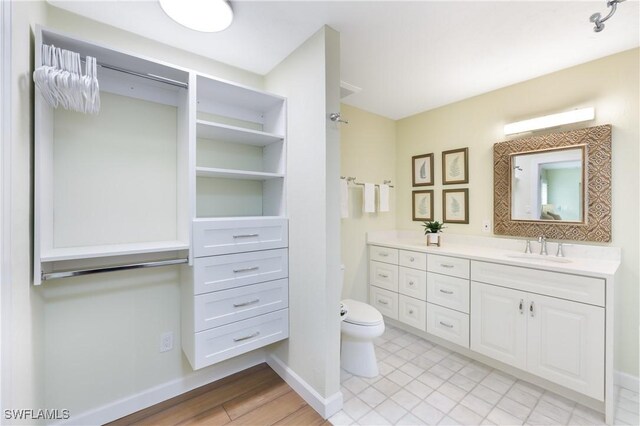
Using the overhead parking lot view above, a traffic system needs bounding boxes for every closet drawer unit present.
[194,279,288,332]
[428,254,470,279]
[427,272,470,313]
[193,218,288,257]
[399,295,427,331]
[426,303,470,348]
[193,249,288,295]
[369,261,399,292]
[369,246,399,265]
[399,250,427,270]
[471,261,604,306]
[192,309,289,370]
[399,267,427,300]
[370,286,399,320]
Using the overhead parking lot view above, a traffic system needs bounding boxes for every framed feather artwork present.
[412,153,434,186]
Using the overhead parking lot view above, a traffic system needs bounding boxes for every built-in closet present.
[34,26,289,370]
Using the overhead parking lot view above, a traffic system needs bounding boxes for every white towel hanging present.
[363,183,375,213]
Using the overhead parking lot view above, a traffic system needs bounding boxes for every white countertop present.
[367,232,621,278]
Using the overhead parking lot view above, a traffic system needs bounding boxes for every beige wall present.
[395,49,639,376]
[340,104,396,302]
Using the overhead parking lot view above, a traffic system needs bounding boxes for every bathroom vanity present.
[367,231,620,424]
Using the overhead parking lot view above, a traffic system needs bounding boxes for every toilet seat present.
[341,299,383,326]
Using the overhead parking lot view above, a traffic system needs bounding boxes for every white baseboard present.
[615,370,640,392]
[59,351,266,426]
[267,353,343,419]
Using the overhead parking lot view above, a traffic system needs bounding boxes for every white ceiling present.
[48,0,640,120]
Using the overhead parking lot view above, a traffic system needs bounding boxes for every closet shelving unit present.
[182,74,290,369]
[34,27,191,284]
[34,27,290,370]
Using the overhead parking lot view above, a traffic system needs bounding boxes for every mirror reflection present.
[510,146,585,222]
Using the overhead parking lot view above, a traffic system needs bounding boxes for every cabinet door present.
[470,282,527,370]
[398,295,426,331]
[527,293,605,401]
[399,267,427,300]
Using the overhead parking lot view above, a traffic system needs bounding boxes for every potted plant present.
[423,220,444,246]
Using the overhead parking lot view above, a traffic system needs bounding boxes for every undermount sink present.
[505,253,572,263]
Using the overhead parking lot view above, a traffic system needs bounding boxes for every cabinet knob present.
[530,301,535,317]
[409,281,414,286]
[409,257,415,262]
[519,299,524,314]
[409,309,414,314]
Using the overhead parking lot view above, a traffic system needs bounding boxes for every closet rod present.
[80,58,189,89]
[41,258,188,281]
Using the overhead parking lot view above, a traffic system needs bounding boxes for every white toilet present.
[340,266,385,378]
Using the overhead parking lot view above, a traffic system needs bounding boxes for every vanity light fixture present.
[159,0,233,33]
[504,107,595,135]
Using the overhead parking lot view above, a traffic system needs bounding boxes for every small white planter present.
[427,233,441,246]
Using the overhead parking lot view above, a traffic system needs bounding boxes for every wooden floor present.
[108,363,330,426]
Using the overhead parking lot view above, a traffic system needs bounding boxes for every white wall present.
[395,49,639,377]
[265,26,342,400]
[340,104,396,302]
[8,2,272,422]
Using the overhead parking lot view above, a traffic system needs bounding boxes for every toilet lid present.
[341,299,384,326]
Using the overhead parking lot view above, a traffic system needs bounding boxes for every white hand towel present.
[363,183,375,213]
[340,179,349,218]
[379,184,389,212]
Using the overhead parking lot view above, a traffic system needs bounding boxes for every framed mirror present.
[494,125,611,242]
[510,145,585,223]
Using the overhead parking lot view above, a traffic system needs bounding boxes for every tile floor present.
[330,325,639,426]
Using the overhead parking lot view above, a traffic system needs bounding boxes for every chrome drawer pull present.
[408,281,414,286]
[519,299,524,314]
[233,234,259,239]
[439,289,454,295]
[409,309,414,314]
[440,264,454,268]
[377,299,389,305]
[409,256,415,262]
[530,301,535,317]
[233,331,260,342]
[379,252,389,257]
[378,273,389,278]
[233,299,260,307]
[439,321,454,328]
[233,266,259,273]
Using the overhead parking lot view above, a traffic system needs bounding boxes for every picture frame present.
[443,188,469,223]
[442,147,469,184]
[412,190,434,221]
[412,153,434,186]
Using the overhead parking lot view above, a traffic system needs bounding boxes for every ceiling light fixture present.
[504,107,595,135]
[159,0,233,33]
[590,0,626,33]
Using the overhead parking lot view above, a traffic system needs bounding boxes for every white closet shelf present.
[196,120,284,146]
[40,240,190,262]
[196,167,284,181]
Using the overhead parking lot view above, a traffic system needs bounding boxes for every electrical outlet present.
[482,220,491,233]
[160,331,173,352]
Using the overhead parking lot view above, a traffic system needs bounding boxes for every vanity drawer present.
[471,261,604,306]
[426,303,470,348]
[192,309,289,369]
[428,254,470,279]
[193,249,288,295]
[399,295,427,331]
[399,267,427,300]
[399,250,427,270]
[370,286,398,320]
[194,279,288,332]
[369,246,399,265]
[193,218,288,257]
[369,261,399,292]
[427,272,470,313]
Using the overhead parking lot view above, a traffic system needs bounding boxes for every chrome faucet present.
[524,240,532,254]
[538,235,548,255]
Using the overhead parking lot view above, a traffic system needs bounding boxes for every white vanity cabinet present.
[367,236,617,422]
